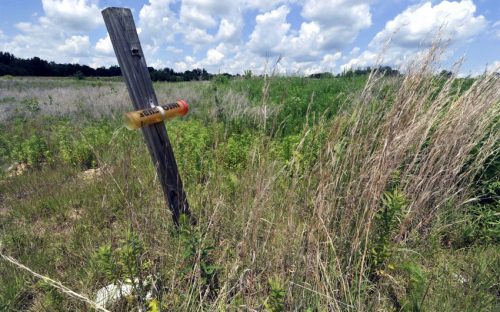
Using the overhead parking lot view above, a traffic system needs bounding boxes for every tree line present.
[1,51,402,82]
[0,51,214,82]
[308,66,400,79]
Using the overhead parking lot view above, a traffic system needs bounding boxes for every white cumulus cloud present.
[0,0,105,64]
[42,0,102,31]
[57,35,90,55]
[248,5,290,56]
[244,0,293,11]
[301,0,372,50]
[0,0,494,75]
[342,0,486,71]
[178,0,243,46]
[373,0,485,48]
[206,48,224,65]
[95,34,113,55]
[216,19,238,41]
[139,0,178,46]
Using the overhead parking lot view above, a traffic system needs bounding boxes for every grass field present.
[0,49,499,311]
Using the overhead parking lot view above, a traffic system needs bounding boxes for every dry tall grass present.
[181,47,499,310]
[299,49,499,309]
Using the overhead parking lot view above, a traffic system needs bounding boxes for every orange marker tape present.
[124,99,189,130]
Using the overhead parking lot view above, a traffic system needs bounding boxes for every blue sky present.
[0,0,498,75]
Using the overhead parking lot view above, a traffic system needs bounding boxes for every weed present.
[178,214,220,297]
[11,135,51,166]
[167,119,214,183]
[55,121,112,169]
[21,97,40,113]
[94,231,151,309]
[370,189,406,277]
[264,277,286,312]
[95,245,121,283]
[222,133,254,170]
[37,280,65,311]
[212,74,230,86]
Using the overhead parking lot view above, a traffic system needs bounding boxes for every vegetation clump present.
[0,47,499,311]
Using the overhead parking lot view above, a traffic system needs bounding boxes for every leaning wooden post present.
[102,7,193,225]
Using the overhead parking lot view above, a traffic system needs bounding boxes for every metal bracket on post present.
[130,45,141,57]
[102,7,194,226]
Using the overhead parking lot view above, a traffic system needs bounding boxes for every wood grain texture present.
[102,7,193,225]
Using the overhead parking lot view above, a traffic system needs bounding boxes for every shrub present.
[55,122,112,169]
[447,187,500,247]
[178,214,219,296]
[212,74,229,85]
[443,176,500,247]
[21,97,40,113]
[94,231,151,310]
[0,134,10,167]
[11,135,51,166]
[222,132,254,170]
[167,120,214,183]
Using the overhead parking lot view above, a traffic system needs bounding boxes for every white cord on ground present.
[0,249,110,312]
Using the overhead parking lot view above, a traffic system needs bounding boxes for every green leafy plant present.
[95,231,151,309]
[45,95,54,106]
[56,122,111,169]
[444,178,500,247]
[222,133,254,170]
[11,135,51,166]
[119,231,147,281]
[95,244,121,283]
[212,74,229,85]
[178,214,220,296]
[0,134,10,168]
[95,232,149,282]
[37,281,64,311]
[168,120,213,183]
[370,189,407,276]
[264,277,286,312]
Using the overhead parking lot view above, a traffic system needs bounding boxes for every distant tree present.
[29,57,52,76]
[108,65,121,76]
[339,66,399,78]
[439,70,453,78]
[308,72,334,79]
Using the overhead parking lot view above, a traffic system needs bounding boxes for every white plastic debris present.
[95,277,154,308]
[95,282,134,307]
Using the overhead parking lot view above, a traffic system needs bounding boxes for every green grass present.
[0,67,498,311]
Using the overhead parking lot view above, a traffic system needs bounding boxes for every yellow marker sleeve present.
[124,99,189,130]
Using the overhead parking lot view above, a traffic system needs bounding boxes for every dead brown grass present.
[289,46,500,309]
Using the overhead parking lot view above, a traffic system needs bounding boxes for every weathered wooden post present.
[102,7,193,225]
